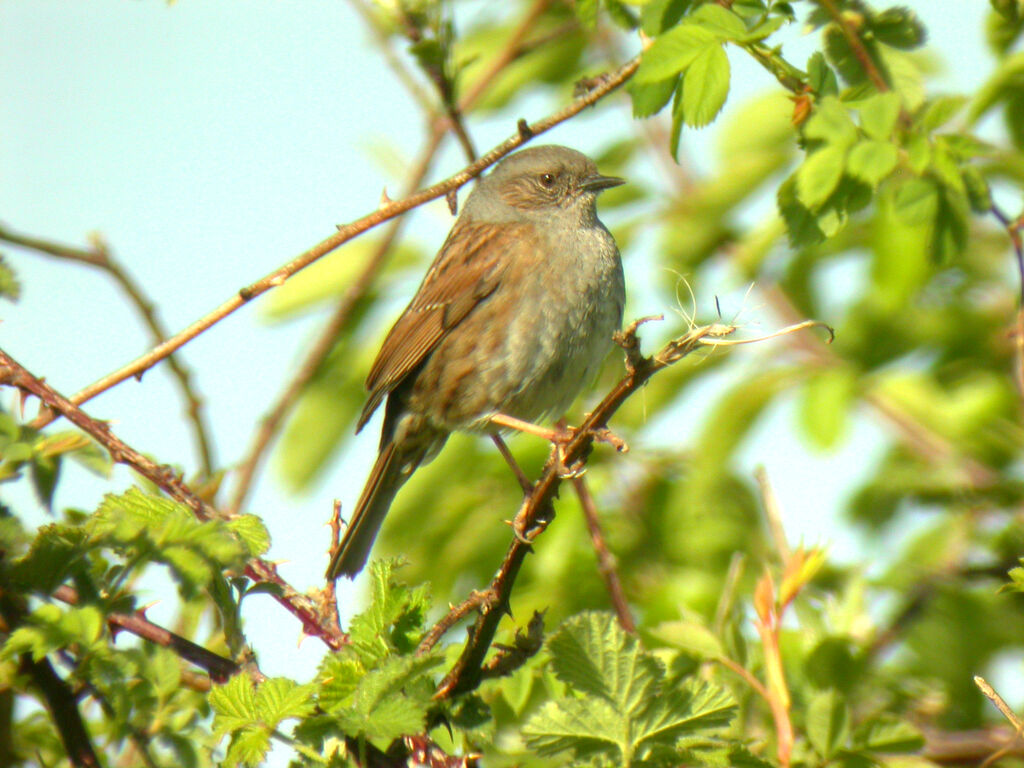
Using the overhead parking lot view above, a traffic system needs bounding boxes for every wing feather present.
[356,219,539,431]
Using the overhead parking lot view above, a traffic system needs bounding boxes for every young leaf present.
[547,612,660,714]
[796,144,847,209]
[688,4,748,39]
[858,92,901,140]
[254,677,315,728]
[210,675,259,735]
[846,139,898,186]
[634,24,718,84]
[681,43,730,127]
[806,689,850,759]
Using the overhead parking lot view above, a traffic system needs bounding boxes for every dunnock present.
[327,145,625,579]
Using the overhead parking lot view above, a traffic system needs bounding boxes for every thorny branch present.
[0,223,216,477]
[0,348,347,651]
[34,55,640,428]
[431,320,749,699]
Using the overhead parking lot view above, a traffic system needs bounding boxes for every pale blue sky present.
[0,0,1001,739]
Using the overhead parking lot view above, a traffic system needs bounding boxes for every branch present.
[572,475,635,633]
[34,54,640,426]
[0,223,216,477]
[52,585,239,683]
[433,320,742,699]
[0,348,347,650]
[0,587,100,768]
[817,0,890,93]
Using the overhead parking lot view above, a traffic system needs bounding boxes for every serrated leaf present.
[633,680,736,749]
[858,92,901,139]
[226,515,270,556]
[210,675,258,735]
[681,43,730,128]
[806,689,850,759]
[548,612,660,715]
[522,696,622,758]
[777,175,826,247]
[796,144,847,209]
[853,717,925,753]
[255,678,315,727]
[640,0,690,36]
[634,24,719,84]
[627,76,679,118]
[872,6,926,50]
[317,652,365,713]
[224,727,271,768]
[846,139,898,186]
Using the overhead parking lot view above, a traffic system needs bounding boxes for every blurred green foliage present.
[7,0,1024,765]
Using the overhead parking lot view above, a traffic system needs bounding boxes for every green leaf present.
[871,6,927,50]
[627,76,679,118]
[921,95,967,131]
[633,680,736,749]
[805,97,858,148]
[858,92,901,139]
[800,368,857,449]
[574,0,599,28]
[226,515,270,556]
[846,139,898,186]
[796,144,847,210]
[522,697,623,759]
[648,620,724,659]
[688,4,747,39]
[681,43,730,127]
[893,177,939,224]
[806,689,850,759]
[853,717,925,753]
[317,652,366,713]
[254,678,315,728]
[777,175,826,247]
[807,52,839,98]
[635,24,718,84]
[640,0,690,36]
[210,675,259,735]
[962,166,993,212]
[0,256,20,301]
[548,612,660,714]
[224,727,271,768]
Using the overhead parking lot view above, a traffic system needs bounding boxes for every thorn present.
[446,188,458,216]
[517,119,533,140]
[379,187,393,208]
[715,295,722,319]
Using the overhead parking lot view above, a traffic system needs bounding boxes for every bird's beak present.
[581,173,626,193]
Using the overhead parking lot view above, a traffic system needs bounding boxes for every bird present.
[326,144,625,579]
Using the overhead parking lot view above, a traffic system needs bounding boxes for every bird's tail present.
[326,441,408,579]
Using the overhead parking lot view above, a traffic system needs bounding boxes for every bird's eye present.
[539,172,556,188]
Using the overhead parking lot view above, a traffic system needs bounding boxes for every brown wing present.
[356,219,539,431]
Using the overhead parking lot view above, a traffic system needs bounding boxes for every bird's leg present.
[490,433,533,494]
[488,413,571,442]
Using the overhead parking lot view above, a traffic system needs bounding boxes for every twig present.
[975,675,1024,768]
[35,56,640,424]
[434,320,743,698]
[0,349,347,651]
[52,584,239,683]
[0,586,101,768]
[989,203,1024,396]
[975,676,1023,730]
[817,0,889,93]
[0,224,216,477]
[19,655,101,768]
[572,475,635,633]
